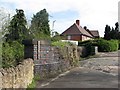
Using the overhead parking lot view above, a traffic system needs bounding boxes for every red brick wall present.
[63,35,82,41]
[62,35,91,41]
[71,35,82,41]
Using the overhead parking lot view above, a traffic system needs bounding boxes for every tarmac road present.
[36,51,119,88]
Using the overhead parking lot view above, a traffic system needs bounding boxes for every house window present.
[67,35,71,40]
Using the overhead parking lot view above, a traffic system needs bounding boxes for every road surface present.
[36,51,119,88]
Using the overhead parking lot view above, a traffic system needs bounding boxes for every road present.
[36,51,119,88]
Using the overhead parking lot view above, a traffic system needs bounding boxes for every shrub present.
[78,40,95,57]
[2,41,24,68]
[118,40,120,50]
[10,41,24,63]
[2,42,16,68]
[51,41,69,48]
[78,40,92,46]
[51,35,62,42]
[97,39,118,52]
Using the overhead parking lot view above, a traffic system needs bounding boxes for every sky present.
[0,0,119,37]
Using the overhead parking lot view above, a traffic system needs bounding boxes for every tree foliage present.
[2,9,27,68]
[30,9,50,39]
[5,9,29,43]
[104,25,111,40]
[104,22,120,40]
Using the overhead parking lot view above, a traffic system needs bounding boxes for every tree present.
[5,9,29,43]
[104,25,111,40]
[115,22,119,39]
[104,22,120,40]
[83,26,87,30]
[2,9,28,68]
[110,27,115,39]
[51,31,62,42]
[30,9,50,39]
[0,7,11,42]
[115,22,119,31]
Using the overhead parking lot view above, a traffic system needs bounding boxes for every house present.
[89,30,99,38]
[61,20,99,41]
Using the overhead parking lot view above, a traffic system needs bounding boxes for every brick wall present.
[22,40,97,79]
[23,40,80,79]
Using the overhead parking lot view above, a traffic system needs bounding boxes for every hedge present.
[118,40,120,49]
[78,39,119,57]
[97,39,118,52]
[78,40,95,57]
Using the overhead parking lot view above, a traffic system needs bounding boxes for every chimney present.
[76,20,80,26]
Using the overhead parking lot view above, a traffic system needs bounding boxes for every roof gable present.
[61,23,92,37]
[61,23,82,35]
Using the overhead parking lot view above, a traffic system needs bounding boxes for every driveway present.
[36,51,119,88]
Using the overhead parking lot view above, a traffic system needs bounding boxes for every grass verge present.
[27,74,40,90]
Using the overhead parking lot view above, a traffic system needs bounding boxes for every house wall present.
[63,35,91,41]
[63,35,82,41]
[71,35,82,41]
[81,35,91,41]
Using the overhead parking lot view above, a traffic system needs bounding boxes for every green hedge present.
[78,39,119,57]
[97,39,118,52]
[118,40,120,50]
[78,40,95,57]
[78,40,92,46]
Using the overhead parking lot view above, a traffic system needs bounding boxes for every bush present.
[97,39,118,52]
[2,41,24,68]
[78,39,119,56]
[51,35,62,42]
[78,40,95,57]
[2,42,16,68]
[78,40,92,46]
[118,40,120,50]
[10,41,24,63]
[51,41,69,48]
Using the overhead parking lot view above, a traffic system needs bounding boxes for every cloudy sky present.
[0,0,119,37]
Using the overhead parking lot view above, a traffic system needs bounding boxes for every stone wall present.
[22,40,98,79]
[34,45,80,78]
[0,58,34,88]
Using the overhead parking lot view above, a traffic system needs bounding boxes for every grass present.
[27,79,36,90]
[27,74,40,90]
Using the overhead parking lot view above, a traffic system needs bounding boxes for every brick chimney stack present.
[76,20,80,26]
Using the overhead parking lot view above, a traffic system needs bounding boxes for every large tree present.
[110,27,116,39]
[104,22,120,40]
[0,8,11,41]
[104,25,111,40]
[5,9,29,43]
[114,22,119,39]
[115,22,119,31]
[30,9,50,39]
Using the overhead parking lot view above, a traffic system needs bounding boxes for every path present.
[36,51,119,88]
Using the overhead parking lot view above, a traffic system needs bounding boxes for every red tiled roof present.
[90,30,99,37]
[61,23,93,37]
